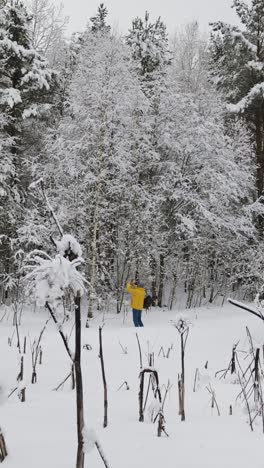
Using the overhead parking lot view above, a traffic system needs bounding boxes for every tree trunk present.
[99,326,108,428]
[86,187,100,325]
[75,295,85,468]
[231,345,236,374]
[134,256,139,284]
[116,258,130,314]
[180,333,185,421]
[169,273,177,310]
[254,348,260,403]
[255,105,264,234]
[157,254,164,308]
[150,256,157,304]
[139,371,145,422]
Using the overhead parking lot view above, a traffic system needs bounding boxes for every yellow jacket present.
[127,283,145,310]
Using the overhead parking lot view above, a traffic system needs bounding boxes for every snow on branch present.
[56,234,82,258]
[28,178,44,190]
[246,61,264,73]
[0,88,22,108]
[227,82,264,113]
[22,103,52,119]
[231,31,257,54]
[0,235,10,245]
[171,316,191,334]
[25,252,86,307]
[232,0,249,25]
[211,21,257,54]
[0,37,37,59]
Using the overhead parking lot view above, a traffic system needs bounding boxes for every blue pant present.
[132,309,144,327]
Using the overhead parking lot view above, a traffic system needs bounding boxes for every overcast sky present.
[56,0,239,36]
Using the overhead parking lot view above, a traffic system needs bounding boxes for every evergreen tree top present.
[210,0,264,111]
[90,3,111,34]
[1,0,31,48]
[127,11,171,77]
[0,0,54,115]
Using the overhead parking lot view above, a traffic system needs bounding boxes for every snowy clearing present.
[1,303,264,468]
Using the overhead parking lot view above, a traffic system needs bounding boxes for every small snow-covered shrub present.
[25,250,86,307]
[56,234,82,259]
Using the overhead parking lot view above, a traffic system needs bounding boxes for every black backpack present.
[144,295,152,310]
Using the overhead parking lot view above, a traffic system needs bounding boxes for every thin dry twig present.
[206,384,220,416]
[136,333,143,369]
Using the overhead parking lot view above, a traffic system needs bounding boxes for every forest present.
[2,2,264,468]
[1,0,264,317]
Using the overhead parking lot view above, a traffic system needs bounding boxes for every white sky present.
[56,0,239,36]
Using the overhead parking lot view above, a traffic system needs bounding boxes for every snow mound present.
[56,234,82,258]
[82,427,97,453]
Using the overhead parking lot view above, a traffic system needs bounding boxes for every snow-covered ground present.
[1,303,264,468]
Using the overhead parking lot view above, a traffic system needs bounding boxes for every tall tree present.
[127,11,170,78]
[90,3,111,34]
[172,21,208,93]
[160,23,258,307]
[210,0,264,231]
[42,30,150,321]
[0,0,54,294]
[126,12,172,305]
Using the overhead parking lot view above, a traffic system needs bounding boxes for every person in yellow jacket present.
[127,279,145,327]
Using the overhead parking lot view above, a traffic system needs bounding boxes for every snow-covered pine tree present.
[90,3,111,34]
[0,0,54,128]
[210,0,264,231]
[0,114,17,298]
[0,0,54,298]
[127,11,170,79]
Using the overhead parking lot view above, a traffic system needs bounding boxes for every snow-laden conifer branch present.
[210,21,257,54]
[25,253,86,307]
[227,82,264,113]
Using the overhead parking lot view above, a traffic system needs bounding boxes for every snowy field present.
[1,303,264,468]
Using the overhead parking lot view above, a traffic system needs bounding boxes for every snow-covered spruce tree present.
[210,0,264,231]
[0,0,54,298]
[126,11,170,79]
[90,3,111,34]
[0,113,17,299]
[0,0,54,141]
[42,25,151,321]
